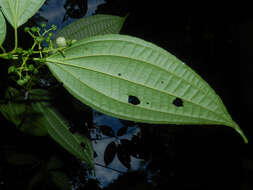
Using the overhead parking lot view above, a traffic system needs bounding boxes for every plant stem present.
[14,27,18,50]
[0,45,6,53]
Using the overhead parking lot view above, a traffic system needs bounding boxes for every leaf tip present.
[231,121,248,144]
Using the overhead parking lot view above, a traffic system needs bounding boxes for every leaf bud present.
[40,23,47,28]
[24,27,30,32]
[33,68,39,74]
[17,79,26,86]
[8,66,16,74]
[24,75,31,82]
[51,24,57,31]
[31,26,37,33]
[28,64,34,71]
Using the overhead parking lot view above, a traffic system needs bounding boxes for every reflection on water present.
[39,0,104,32]
[92,112,143,187]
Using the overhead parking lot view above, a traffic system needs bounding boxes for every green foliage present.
[0,0,248,171]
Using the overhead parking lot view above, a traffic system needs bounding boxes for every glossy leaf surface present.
[0,10,6,46]
[55,14,126,41]
[46,34,247,143]
[0,0,46,28]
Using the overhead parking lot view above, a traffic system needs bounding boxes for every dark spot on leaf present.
[118,73,122,76]
[80,142,86,149]
[146,102,149,104]
[173,97,183,107]
[161,81,164,84]
[128,95,140,105]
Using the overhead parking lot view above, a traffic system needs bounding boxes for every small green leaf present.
[46,34,247,143]
[0,10,6,46]
[54,14,126,42]
[0,0,46,28]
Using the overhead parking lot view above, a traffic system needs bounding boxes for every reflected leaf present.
[117,139,131,169]
[0,87,48,136]
[50,171,71,190]
[28,171,46,190]
[104,141,117,166]
[32,97,94,167]
[47,156,64,170]
[99,125,115,137]
[117,126,128,136]
[0,88,94,167]
[6,153,38,165]
[130,135,146,159]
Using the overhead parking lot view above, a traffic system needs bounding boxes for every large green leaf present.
[30,90,93,167]
[54,14,126,42]
[45,34,247,143]
[0,10,6,46]
[0,0,46,28]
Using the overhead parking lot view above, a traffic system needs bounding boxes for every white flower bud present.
[56,37,67,47]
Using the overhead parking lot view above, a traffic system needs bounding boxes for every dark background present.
[1,0,253,189]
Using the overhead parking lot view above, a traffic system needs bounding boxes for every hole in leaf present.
[173,97,183,107]
[128,95,140,105]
